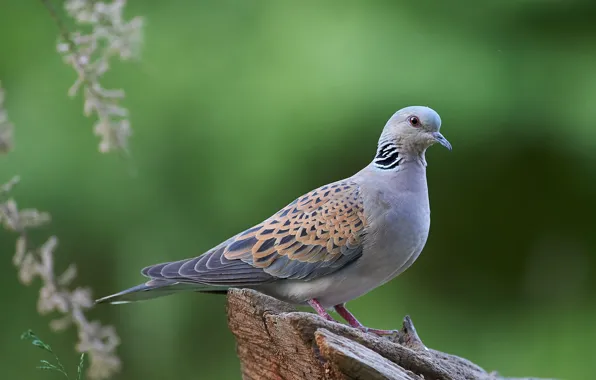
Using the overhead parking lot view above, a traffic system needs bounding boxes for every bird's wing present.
[142,180,367,286]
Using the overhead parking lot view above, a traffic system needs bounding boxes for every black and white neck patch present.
[374,142,401,170]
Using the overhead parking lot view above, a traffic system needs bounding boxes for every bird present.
[96,105,451,335]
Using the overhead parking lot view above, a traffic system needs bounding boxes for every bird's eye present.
[408,116,420,127]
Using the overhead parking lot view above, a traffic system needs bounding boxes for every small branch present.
[40,0,78,54]
[226,289,555,380]
[0,82,14,154]
[39,0,143,154]
[1,178,121,380]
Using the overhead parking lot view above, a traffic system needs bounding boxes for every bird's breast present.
[362,195,430,282]
[359,162,431,284]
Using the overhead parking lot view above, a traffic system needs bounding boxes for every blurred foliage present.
[1,1,596,379]
[21,330,86,380]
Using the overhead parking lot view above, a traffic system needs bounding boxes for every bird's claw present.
[355,316,427,349]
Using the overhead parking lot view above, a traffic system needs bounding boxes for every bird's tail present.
[95,279,226,304]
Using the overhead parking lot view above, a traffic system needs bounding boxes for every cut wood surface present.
[226,289,553,380]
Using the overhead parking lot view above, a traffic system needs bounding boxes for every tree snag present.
[226,289,554,380]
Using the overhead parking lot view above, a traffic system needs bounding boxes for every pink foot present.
[334,304,398,337]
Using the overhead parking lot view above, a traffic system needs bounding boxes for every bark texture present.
[226,289,553,380]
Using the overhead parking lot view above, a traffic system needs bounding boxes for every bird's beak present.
[432,132,452,151]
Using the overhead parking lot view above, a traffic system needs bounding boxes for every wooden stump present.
[226,289,553,380]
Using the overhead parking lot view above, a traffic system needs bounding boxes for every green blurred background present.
[2,0,596,379]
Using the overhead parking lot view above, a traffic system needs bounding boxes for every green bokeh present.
[2,1,596,379]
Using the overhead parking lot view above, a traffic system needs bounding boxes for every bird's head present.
[379,106,451,154]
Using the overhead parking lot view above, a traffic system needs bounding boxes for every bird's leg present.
[334,303,399,337]
[334,303,365,328]
[307,299,336,322]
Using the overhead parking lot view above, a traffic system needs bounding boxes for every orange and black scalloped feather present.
[141,180,367,285]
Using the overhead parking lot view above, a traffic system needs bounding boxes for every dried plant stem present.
[1,178,121,379]
[0,82,13,153]
[39,0,104,104]
[1,2,143,378]
[40,0,143,153]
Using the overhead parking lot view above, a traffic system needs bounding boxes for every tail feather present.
[95,279,223,304]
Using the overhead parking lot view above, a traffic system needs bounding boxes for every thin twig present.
[39,0,143,154]
[39,0,102,100]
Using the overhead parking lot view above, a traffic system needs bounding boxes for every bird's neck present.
[373,141,427,171]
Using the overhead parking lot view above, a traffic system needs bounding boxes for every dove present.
[97,105,451,335]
